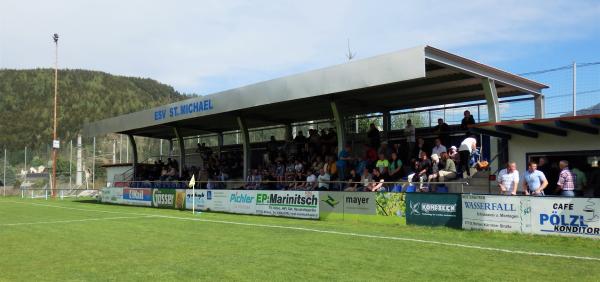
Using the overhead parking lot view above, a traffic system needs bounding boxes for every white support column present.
[534,95,545,119]
[173,127,185,178]
[330,101,346,153]
[482,78,500,123]
[128,135,138,180]
[237,116,251,181]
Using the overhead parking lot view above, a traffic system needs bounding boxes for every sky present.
[0,0,599,96]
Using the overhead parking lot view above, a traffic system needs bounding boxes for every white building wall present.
[508,131,600,173]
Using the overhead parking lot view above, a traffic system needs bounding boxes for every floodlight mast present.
[51,33,59,198]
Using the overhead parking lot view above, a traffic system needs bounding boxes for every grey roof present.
[83,45,548,139]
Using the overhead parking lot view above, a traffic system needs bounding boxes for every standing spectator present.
[433,118,450,145]
[275,160,286,185]
[556,160,576,197]
[587,160,600,197]
[364,144,378,170]
[460,110,476,130]
[431,138,447,157]
[459,136,477,177]
[497,162,519,195]
[317,168,331,191]
[449,146,460,164]
[336,143,353,185]
[523,161,548,196]
[571,165,587,197]
[538,157,557,195]
[266,136,278,163]
[378,141,392,159]
[404,119,416,160]
[367,123,381,149]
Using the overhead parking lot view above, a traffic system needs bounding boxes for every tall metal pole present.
[572,61,577,116]
[69,140,73,189]
[51,33,59,198]
[3,149,6,197]
[92,137,96,190]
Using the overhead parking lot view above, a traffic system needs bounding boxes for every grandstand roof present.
[470,114,600,139]
[83,45,548,139]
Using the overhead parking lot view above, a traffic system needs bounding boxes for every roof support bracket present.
[495,125,538,138]
[237,116,251,181]
[469,127,511,139]
[330,101,346,153]
[482,78,500,123]
[555,120,599,135]
[523,123,567,136]
[173,127,185,178]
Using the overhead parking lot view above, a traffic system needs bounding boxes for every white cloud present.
[0,0,598,94]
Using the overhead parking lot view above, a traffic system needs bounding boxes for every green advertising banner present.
[376,192,405,217]
[152,189,177,208]
[405,193,462,228]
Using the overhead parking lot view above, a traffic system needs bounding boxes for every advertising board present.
[319,192,376,215]
[255,191,319,219]
[531,197,600,238]
[462,194,531,233]
[405,193,461,228]
[100,188,123,204]
[122,188,152,206]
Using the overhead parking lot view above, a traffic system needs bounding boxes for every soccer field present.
[0,198,599,281]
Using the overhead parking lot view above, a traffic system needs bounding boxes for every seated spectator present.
[378,141,392,159]
[303,169,317,190]
[317,168,331,191]
[388,152,403,182]
[291,171,305,190]
[311,156,324,172]
[367,168,385,192]
[427,154,441,184]
[293,159,304,173]
[267,136,278,163]
[416,152,432,192]
[364,144,378,170]
[437,152,457,182]
[413,137,429,160]
[431,138,447,157]
[275,160,285,183]
[344,168,362,192]
[375,153,390,172]
[360,167,373,189]
[245,169,262,190]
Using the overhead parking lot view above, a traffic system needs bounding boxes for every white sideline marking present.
[3,200,600,262]
[0,215,156,227]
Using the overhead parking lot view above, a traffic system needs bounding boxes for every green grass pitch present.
[0,197,599,281]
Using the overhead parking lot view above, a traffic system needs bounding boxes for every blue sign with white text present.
[154,99,214,121]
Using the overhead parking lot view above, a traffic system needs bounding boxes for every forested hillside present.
[0,69,189,149]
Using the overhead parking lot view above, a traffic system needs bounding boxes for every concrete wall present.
[508,131,600,174]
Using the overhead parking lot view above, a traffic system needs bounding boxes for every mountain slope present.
[0,69,190,149]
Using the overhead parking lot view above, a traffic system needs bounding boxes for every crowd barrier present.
[99,187,599,239]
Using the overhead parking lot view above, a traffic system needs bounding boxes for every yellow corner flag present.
[188,174,196,188]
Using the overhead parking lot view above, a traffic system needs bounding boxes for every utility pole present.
[572,61,577,116]
[51,33,60,198]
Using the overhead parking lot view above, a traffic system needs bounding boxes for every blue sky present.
[0,0,598,97]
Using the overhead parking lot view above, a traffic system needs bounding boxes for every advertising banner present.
[227,191,258,214]
[122,188,152,206]
[531,197,600,238]
[405,193,462,228]
[205,190,229,212]
[255,191,319,219]
[100,188,123,204]
[185,189,209,211]
[462,195,531,233]
[376,192,405,217]
[319,192,376,215]
[152,189,177,208]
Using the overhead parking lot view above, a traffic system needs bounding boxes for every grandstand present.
[84,45,547,193]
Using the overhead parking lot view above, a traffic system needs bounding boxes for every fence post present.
[92,137,96,190]
[3,148,6,197]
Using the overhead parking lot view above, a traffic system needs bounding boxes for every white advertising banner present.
[531,197,600,238]
[255,191,319,219]
[100,188,123,204]
[319,192,376,215]
[183,189,319,219]
[462,194,531,233]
